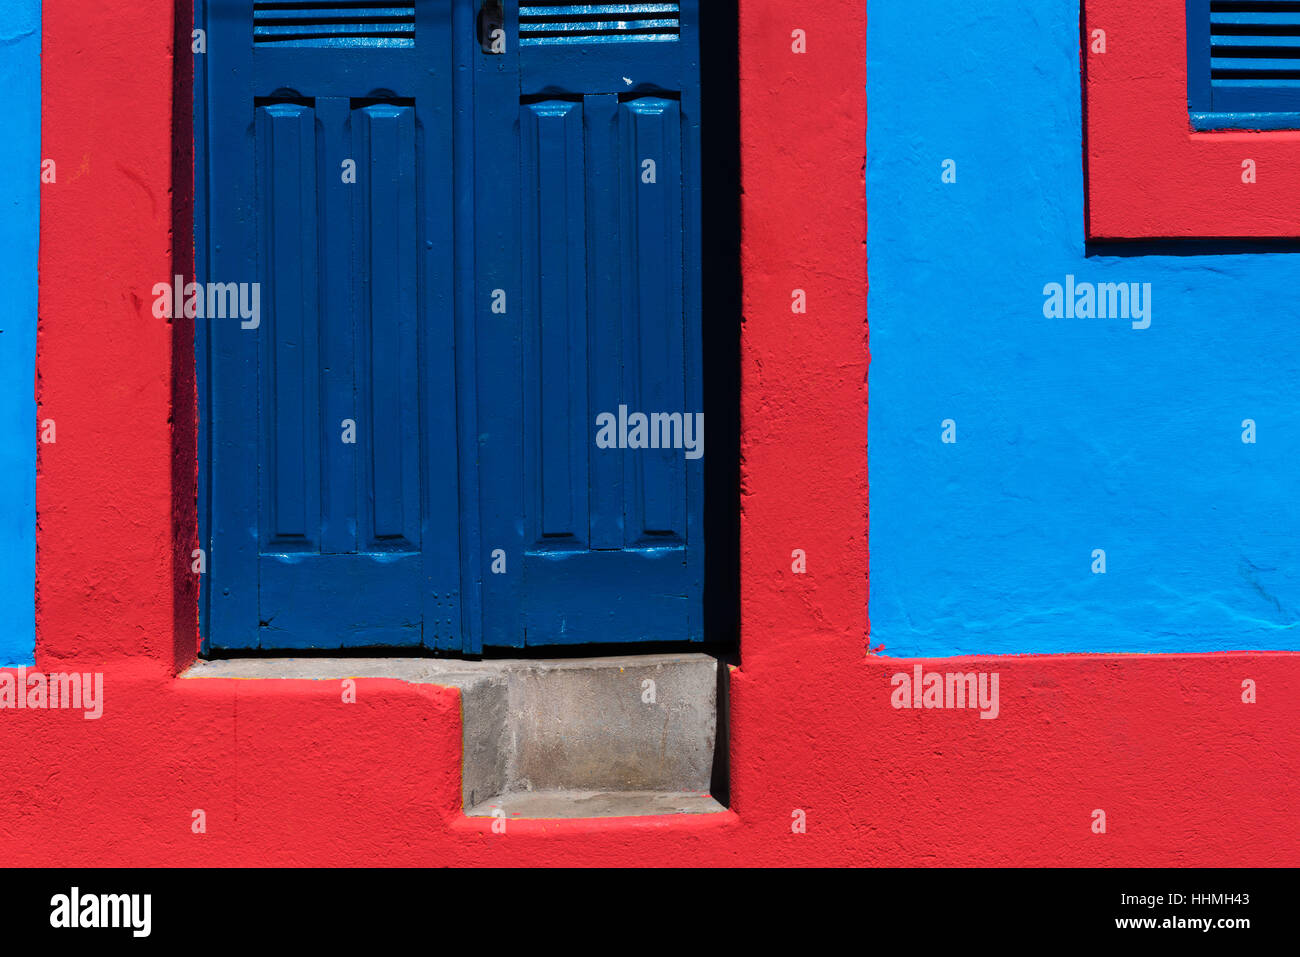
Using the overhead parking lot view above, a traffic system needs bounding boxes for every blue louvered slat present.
[1208,33,1300,46]
[253,2,415,47]
[1212,12,1300,25]
[1214,56,1300,68]
[1211,2,1300,78]
[518,1,680,45]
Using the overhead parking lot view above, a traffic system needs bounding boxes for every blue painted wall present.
[868,1,1300,656]
[0,0,38,664]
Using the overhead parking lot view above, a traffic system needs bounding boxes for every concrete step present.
[460,653,721,816]
[184,652,724,820]
[467,790,725,820]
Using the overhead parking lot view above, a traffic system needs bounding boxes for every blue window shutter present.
[1190,0,1300,127]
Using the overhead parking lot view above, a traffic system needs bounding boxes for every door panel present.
[202,3,458,651]
[256,102,321,550]
[522,99,589,545]
[621,97,687,545]
[353,103,421,551]
[477,3,704,647]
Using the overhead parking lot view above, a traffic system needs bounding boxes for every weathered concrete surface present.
[182,656,498,689]
[184,654,721,818]
[504,656,717,793]
[466,790,725,820]
[459,674,510,810]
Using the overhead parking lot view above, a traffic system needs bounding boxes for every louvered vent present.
[253,1,415,47]
[1210,1,1300,85]
[519,2,680,45]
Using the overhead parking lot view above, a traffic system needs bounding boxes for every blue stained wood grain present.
[473,4,526,649]
[523,99,589,543]
[356,103,421,548]
[621,97,685,542]
[204,3,261,650]
[317,97,359,555]
[584,93,626,550]
[258,103,321,547]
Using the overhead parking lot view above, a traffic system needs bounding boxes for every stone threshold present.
[183,653,726,821]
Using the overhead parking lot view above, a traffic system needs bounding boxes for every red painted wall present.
[9,0,1297,866]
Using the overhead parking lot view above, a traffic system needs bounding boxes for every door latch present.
[478,0,505,54]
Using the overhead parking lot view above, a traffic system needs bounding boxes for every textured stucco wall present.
[0,0,38,664]
[37,0,183,672]
[869,0,1300,656]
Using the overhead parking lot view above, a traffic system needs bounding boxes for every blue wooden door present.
[201,2,460,650]
[201,1,703,651]
[471,2,704,649]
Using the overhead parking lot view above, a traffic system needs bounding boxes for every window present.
[1188,0,1300,129]
[1084,0,1300,238]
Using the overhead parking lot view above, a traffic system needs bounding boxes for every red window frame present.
[1086,0,1300,239]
